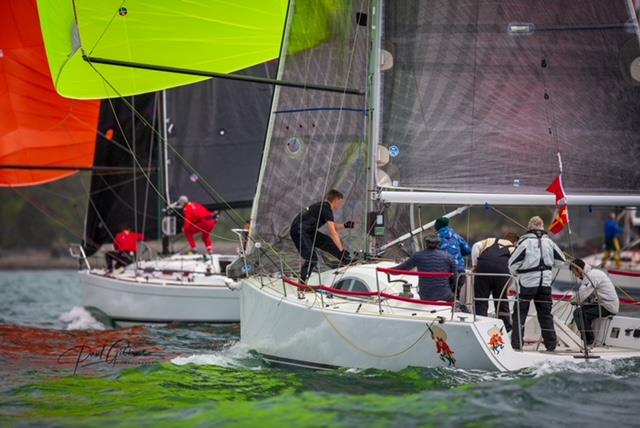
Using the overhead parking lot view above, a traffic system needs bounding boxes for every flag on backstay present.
[549,204,570,235]
[546,175,566,206]
[547,175,570,235]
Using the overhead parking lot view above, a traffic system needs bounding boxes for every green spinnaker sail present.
[36,0,288,99]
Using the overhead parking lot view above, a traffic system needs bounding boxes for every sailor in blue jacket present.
[435,217,471,294]
[391,233,456,301]
[602,212,623,268]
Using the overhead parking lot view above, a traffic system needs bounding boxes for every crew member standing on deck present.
[509,216,566,351]
[290,189,354,283]
[471,232,519,331]
[435,216,471,296]
[176,195,218,253]
[602,212,624,268]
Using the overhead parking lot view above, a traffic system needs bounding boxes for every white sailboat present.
[235,0,640,371]
[67,70,278,324]
[18,0,287,325]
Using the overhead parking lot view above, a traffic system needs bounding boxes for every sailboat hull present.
[240,263,640,371]
[80,271,239,324]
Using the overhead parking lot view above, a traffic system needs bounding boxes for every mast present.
[365,0,383,254]
[160,90,171,255]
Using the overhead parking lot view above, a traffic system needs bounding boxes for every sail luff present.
[230,0,372,277]
[247,0,295,255]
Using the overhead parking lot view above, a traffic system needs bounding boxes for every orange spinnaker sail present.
[0,0,100,187]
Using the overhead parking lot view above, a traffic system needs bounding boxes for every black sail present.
[165,63,277,210]
[83,94,161,255]
[380,0,640,196]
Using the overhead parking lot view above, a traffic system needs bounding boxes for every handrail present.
[68,244,90,271]
[378,267,457,317]
[282,277,453,307]
[607,269,640,278]
[504,289,640,305]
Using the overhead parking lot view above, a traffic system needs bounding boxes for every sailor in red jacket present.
[176,195,218,253]
[104,226,145,272]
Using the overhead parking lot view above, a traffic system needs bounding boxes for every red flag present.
[546,175,566,205]
[549,205,570,234]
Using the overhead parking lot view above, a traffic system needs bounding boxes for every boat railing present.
[454,271,516,322]
[231,228,250,277]
[282,275,454,313]
[68,243,91,271]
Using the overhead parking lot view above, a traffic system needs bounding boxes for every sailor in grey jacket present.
[573,264,619,315]
[508,216,567,351]
[508,229,566,289]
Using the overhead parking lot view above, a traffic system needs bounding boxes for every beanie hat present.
[434,217,449,231]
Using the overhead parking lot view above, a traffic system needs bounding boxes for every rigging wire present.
[300,3,368,286]
[85,59,260,236]
[9,187,86,242]
[85,62,245,242]
[81,47,302,267]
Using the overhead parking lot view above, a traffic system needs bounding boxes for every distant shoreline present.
[0,250,80,270]
[0,242,240,270]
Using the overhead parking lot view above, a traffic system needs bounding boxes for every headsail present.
[0,0,100,187]
[239,0,372,275]
[36,0,288,99]
[378,0,640,205]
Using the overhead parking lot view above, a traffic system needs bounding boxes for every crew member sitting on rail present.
[571,258,620,347]
[104,225,145,272]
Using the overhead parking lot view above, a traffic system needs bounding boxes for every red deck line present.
[608,269,640,278]
[282,277,453,306]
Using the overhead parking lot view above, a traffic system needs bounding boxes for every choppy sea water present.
[1,270,639,427]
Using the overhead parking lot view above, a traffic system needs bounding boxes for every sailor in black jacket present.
[290,189,354,282]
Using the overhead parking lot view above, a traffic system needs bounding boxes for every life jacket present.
[477,239,513,272]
